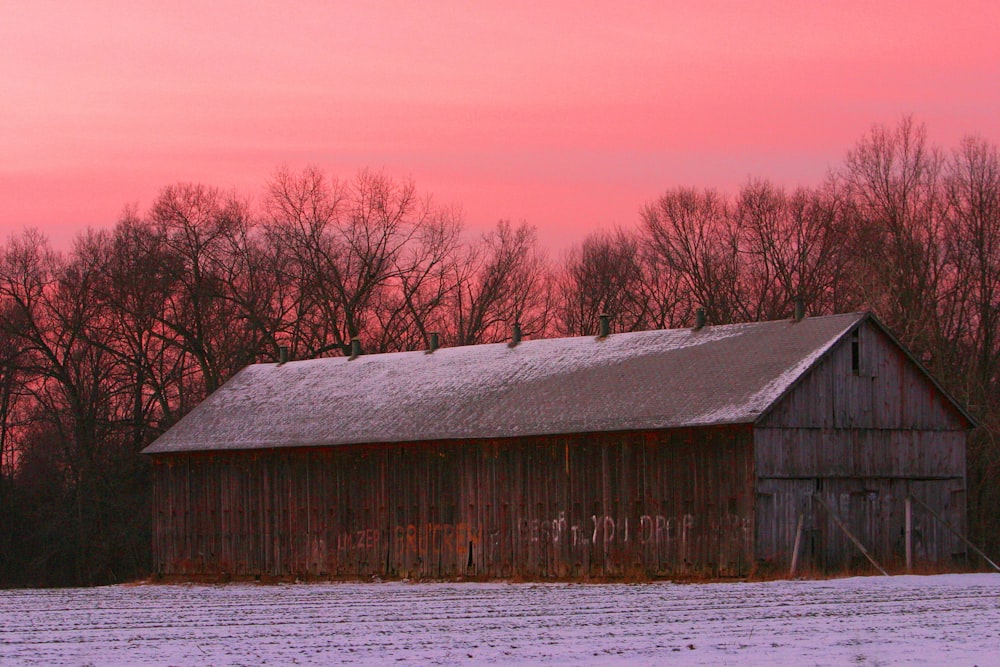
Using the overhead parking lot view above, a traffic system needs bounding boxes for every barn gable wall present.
[151,426,755,579]
[754,319,967,572]
[759,319,968,433]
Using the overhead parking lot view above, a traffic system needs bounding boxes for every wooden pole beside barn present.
[789,513,804,577]
[905,495,913,573]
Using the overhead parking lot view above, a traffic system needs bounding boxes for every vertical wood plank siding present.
[151,426,755,579]
[755,477,965,571]
[760,322,966,431]
[755,320,968,571]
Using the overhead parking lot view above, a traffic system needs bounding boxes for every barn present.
[142,312,974,580]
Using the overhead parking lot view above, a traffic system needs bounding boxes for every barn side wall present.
[150,426,754,579]
[756,319,969,572]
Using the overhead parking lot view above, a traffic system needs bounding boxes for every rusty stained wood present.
[151,425,755,579]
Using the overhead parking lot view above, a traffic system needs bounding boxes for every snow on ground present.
[1,574,998,666]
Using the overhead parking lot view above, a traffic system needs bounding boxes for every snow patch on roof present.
[690,324,846,425]
[144,313,865,454]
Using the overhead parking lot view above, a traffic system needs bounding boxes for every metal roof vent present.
[793,297,806,322]
[349,338,362,359]
[694,307,706,331]
[508,322,522,348]
[427,332,440,354]
[597,313,610,339]
[278,345,290,365]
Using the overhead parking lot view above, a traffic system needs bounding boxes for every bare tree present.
[942,136,1000,404]
[264,167,461,355]
[0,301,30,583]
[641,187,742,325]
[0,229,143,585]
[840,116,948,354]
[737,179,857,320]
[262,165,346,357]
[555,228,652,336]
[449,220,549,345]
[152,184,260,400]
[939,136,1000,555]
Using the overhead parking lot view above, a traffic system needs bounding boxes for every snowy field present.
[1,574,998,666]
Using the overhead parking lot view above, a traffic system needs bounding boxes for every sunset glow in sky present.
[3,1,999,249]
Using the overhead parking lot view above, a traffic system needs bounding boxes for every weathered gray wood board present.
[754,320,969,571]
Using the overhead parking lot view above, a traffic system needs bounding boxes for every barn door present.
[908,479,968,566]
[754,478,817,573]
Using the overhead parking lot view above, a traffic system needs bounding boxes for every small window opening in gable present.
[851,331,860,375]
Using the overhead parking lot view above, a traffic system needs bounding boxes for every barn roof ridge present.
[262,311,860,363]
[145,312,902,454]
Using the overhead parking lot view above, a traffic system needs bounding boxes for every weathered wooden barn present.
[142,312,974,579]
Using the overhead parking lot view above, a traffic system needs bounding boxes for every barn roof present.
[143,312,893,454]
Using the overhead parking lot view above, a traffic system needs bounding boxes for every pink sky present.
[2,1,999,250]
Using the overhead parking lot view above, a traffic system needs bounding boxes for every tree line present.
[1,116,999,586]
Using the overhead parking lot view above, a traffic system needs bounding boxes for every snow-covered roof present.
[143,312,867,454]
